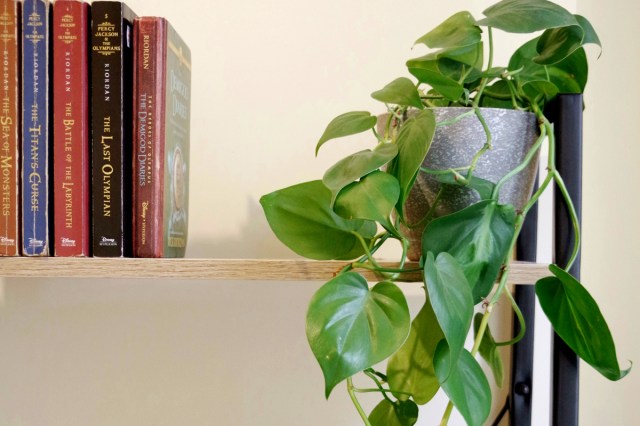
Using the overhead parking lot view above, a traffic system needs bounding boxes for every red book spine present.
[52,0,90,256]
[133,17,167,257]
[0,0,21,256]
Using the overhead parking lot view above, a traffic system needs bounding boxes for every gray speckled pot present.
[381,107,540,261]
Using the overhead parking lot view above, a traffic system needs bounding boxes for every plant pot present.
[380,107,540,261]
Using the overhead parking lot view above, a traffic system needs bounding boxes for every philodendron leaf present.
[534,15,601,65]
[479,80,515,109]
[424,252,474,379]
[334,171,400,232]
[422,200,516,302]
[406,59,465,101]
[575,15,601,48]
[536,265,631,381]
[369,399,419,426]
[437,174,496,201]
[387,299,444,405]
[434,343,491,426]
[386,109,436,219]
[306,273,411,397]
[323,143,399,206]
[478,0,578,33]
[534,24,584,65]
[510,38,588,95]
[415,11,481,48]
[408,43,484,79]
[260,180,376,260]
[473,313,504,387]
[316,111,377,155]
[371,77,424,109]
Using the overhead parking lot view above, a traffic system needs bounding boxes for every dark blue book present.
[21,0,51,256]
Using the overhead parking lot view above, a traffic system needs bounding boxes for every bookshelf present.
[0,258,549,283]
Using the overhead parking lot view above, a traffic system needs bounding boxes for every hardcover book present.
[90,1,136,257]
[0,0,20,256]
[53,0,90,256]
[133,17,191,258]
[22,0,51,256]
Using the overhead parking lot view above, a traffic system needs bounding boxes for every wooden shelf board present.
[0,258,549,283]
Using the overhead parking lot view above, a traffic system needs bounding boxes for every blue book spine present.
[22,0,50,256]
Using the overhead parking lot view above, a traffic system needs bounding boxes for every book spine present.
[53,0,90,256]
[90,1,135,257]
[162,23,191,258]
[0,0,20,256]
[133,17,167,257]
[21,0,50,256]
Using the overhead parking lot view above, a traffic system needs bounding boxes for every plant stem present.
[552,169,581,270]
[473,27,494,106]
[440,402,455,426]
[351,262,423,274]
[351,231,383,271]
[436,109,476,127]
[420,166,470,175]
[492,123,546,199]
[465,107,492,180]
[496,287,526,347]
[347,377,372,426]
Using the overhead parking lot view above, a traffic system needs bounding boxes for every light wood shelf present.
[0,258,549,283]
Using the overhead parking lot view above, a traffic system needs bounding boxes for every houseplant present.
[261,0,630,424]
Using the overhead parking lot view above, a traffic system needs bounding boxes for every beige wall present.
[1,0,636,425]
[578,0,640,424]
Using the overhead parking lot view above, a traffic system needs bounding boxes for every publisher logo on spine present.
[28,238,44,248]
[99,236,117,247]
[61,237,76,247]
[0,236,15,246]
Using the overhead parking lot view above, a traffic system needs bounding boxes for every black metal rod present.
[509,176,538,426]
[545,94,583,426]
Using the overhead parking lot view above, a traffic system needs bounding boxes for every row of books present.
[0,0,191,258]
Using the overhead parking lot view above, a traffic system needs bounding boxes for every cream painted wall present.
[577,0,640,424]
[1,0,636,425]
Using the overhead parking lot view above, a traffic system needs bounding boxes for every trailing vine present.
[261,1,630,424]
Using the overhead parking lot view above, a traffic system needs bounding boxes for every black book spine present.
[90,1,136,257]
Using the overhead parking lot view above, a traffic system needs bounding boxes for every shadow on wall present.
[187,197,296,259]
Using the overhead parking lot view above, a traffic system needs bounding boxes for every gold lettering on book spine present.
[93,20,120,56]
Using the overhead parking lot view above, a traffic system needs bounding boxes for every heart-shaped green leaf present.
[575,15,601,49]
[386,109,436,219]
[334,171,400,232]
[424,252,474,378]
[534,15,601,65]
[323,143,398,206]
[411,43,484,70]
[510,38,588,95]
[261,180,376,260]
[422,201,516,302]
[437,174,496,200]
[407,60,465,101]
[479,80,516,109]
[369,399,419,426]
[371,77,424,109]
[306,273,411,397]
[478,0,578,33]
[386,299,444,405]
[316,111,377,155]
[534,24,584,65]
[536,265,631,381]
[434,343,491,426]
[474,313,504,387]
[415,11,481,48]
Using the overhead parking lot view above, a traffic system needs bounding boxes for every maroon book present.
[53,0,90,256]
[0,0,20,256]
[133,17,191,257]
